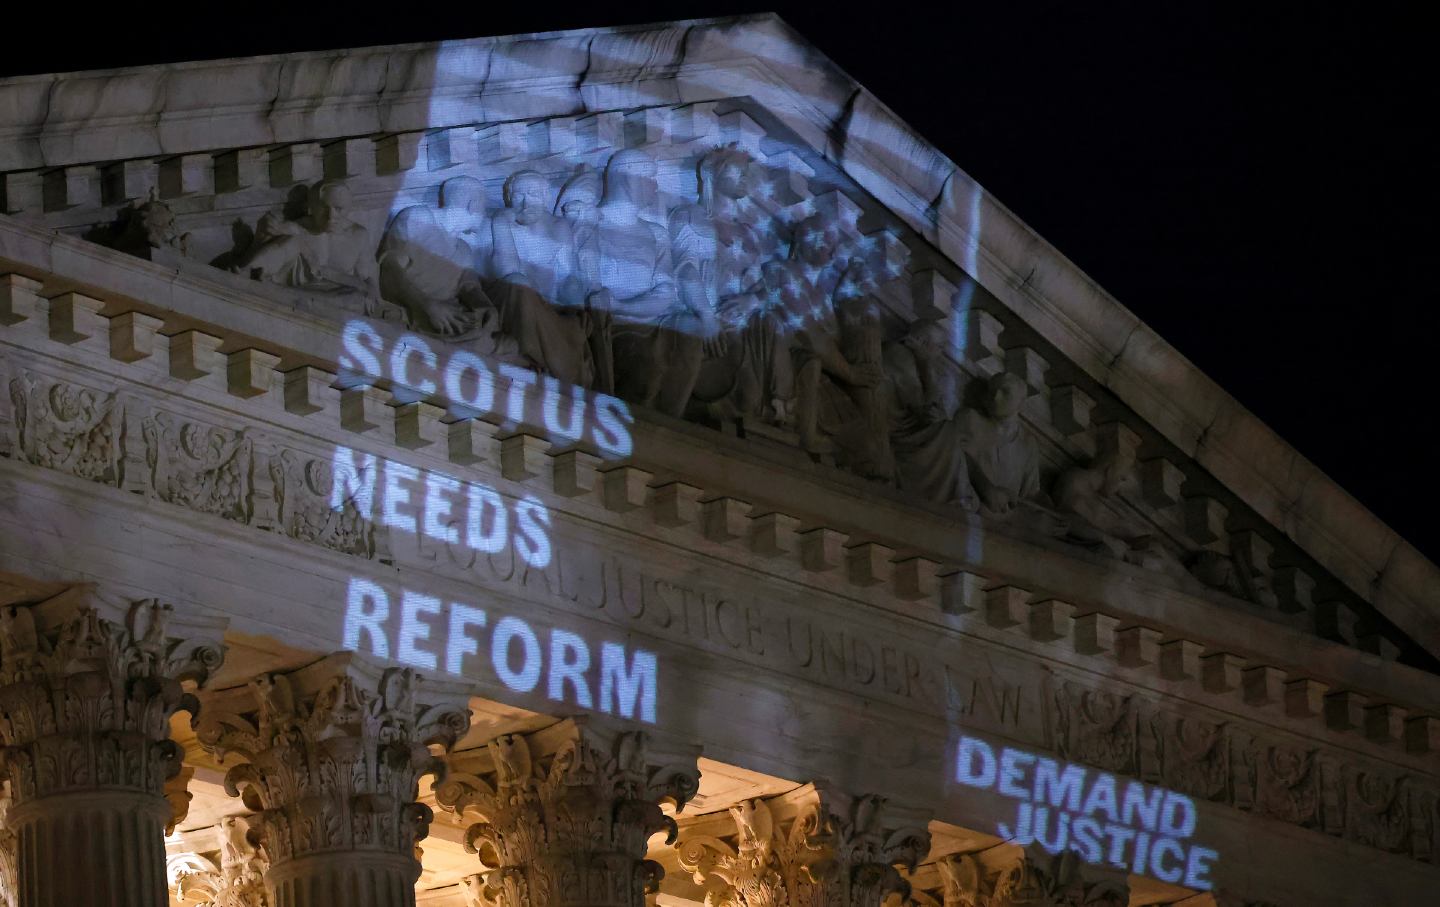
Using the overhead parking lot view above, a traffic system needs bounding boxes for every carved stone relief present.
[434,718,700,907]
[677,785,931,907]
[142,411,254,523]
[195,655,470,889]
[921,848,1128,907]
[1052,685,1139,777]
[1146,713,1231,804]
[8,373,120,485]
[270,447,379,558]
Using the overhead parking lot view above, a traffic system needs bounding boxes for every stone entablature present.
[1,17,1435,663]
[0,109,1407,673]
[0,232,1437,764]
[1,242,1440,902]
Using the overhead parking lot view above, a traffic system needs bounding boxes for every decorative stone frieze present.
[195,653,471,907]
[434,717,701,907]
[0,584,227,905]
[7,372,121,485]
[676,783,932,907]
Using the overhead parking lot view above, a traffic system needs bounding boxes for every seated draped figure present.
[377,177,500,345]
[234,181,376,296]
[596,149,698,417]
[957,372,1043,517]
[487,169,594,388]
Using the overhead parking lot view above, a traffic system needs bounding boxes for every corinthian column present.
[0,588,227,907]
[196,653,472,907]
[676,783,932,907]
[435,717,701,907]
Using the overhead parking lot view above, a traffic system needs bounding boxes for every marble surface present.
[0,14,1432,660]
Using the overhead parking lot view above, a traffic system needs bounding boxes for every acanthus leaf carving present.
[269,446,378,558]
[195,653,470,875]
[0,591,225,806]
[142,410,253,523]
[918,846,1127,907]
[435,717,700,907]
[8,373,119,485]
[678,784,931,907]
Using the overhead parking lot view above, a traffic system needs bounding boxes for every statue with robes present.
[236,181,376,296]
[956,372,1041,516]
[377,177,495,341]
[488,170,592,388]
[595,149,691,416]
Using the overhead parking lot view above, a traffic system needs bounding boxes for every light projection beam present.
[955,736,1219,890]
[345,577,658,723]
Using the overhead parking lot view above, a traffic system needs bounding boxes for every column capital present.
[921,845,1129,907]
[195,652,472,876]
[677,782,932,907]
[436,716,701,907]
[0,577,228,905]
[0,583,226,807]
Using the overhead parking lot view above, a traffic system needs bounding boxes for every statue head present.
[1091,444,1136,496]
[984,372,1028,420]
[556,166,602,224]
[439,176,487,217]
[311,181,354,230]
[503,170,551,224]
[697,144,755,207]
[791,213,841,267]
[601,149,659,214]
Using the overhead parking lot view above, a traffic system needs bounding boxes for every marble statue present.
[596,150,691,416]
[377,204,494,339]
[236,181,376,295]
[957,372,1041,516]
[555,166,614,394]
[489,170,592,387]
[820,255,893,475]
[1053,445,1187,576]
[682,147,777,423]
[884,316,974,507]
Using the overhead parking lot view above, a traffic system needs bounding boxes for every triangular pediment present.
[1,13,1436,673]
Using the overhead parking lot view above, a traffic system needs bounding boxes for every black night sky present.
[4,3,1436,559]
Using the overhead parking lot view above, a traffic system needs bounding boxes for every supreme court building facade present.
[0,15,1437,907]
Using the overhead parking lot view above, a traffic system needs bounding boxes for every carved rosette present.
[0,584,226,905]
[196,653,470,906]
[677,784,931,907]
[435,718,700,907]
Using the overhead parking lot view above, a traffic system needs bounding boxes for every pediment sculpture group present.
[114,144,1270,604]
